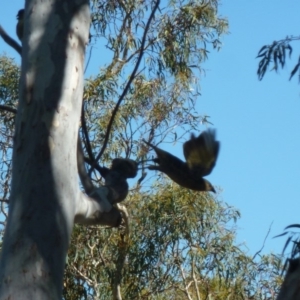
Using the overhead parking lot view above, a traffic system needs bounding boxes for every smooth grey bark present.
[0,1,121,299]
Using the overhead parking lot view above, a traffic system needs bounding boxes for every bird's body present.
[144,129,219,192]
[16,9,24,42]
[99,158,138,204]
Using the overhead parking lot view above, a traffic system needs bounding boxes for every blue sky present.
[1,1,300,257]
[200,1,300,256]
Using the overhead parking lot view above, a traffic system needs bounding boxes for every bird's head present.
[111,158,138,178]
[17,9,24,20]
[203,179,216,193]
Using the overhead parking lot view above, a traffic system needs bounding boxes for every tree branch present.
[0,105,17,114]
[89,0,161,173]
[77,135,95,195]
[80,104,95,166]
[74,191,121,226]
[112,204,130,300]
[0,25,22,55]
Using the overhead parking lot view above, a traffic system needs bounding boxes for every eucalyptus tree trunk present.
[0,1,119,299]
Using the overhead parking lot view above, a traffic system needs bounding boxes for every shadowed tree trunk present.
[276,258,300,300]
[0,1,120,299]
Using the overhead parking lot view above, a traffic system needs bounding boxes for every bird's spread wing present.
[183,129,219,177]
[143,138,217,192]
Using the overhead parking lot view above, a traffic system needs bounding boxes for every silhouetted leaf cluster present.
[257,36,300,82]
[274,224,300,273]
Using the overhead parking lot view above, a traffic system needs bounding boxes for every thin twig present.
[252,221,273,260]
[84,44,94,74]
[72,265,94,286]
[179,264,193,300]
[0,105,17,114]
[0,199,9,204]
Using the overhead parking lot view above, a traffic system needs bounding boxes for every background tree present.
[64,183,283,299]
[0,0,284,299]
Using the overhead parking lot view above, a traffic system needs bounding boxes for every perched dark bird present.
[143,129,219,192]
[16,9,24,42]
[99,158,138,204]
[99,158,138,180]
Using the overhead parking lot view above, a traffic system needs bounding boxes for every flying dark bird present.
[143,129,220,192]
[16,9,24,41]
